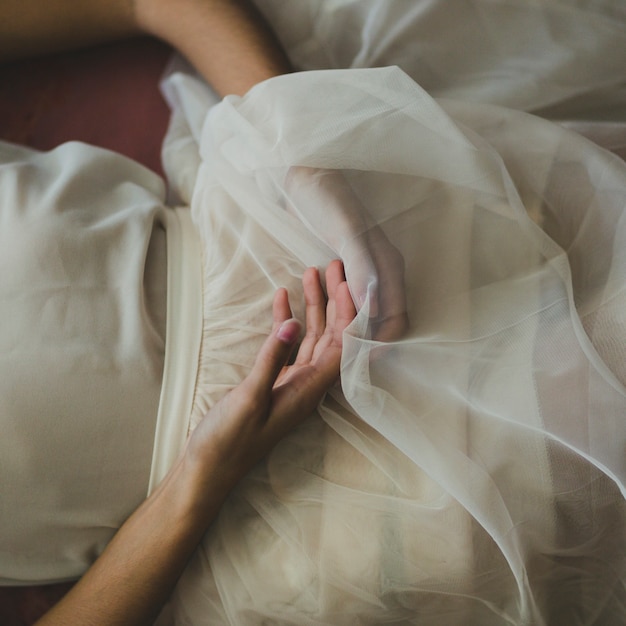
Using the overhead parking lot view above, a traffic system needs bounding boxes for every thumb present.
[342,238,379,318]
[246,318,301,393]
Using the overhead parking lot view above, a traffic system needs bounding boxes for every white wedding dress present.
[152,2,625,624]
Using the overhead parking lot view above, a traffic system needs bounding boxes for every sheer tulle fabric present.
[253,0,626,162]
[156,66,625,625]
[254,0,626,112]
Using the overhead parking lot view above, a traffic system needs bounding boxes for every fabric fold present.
[148,207,203,493]
[159,66,625,625]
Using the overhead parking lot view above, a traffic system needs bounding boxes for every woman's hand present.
[36,262,355,626]
[285,167,408,341]
[185,259,357,496]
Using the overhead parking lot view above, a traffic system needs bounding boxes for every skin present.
[0,3,406,620]
[0,0,292,97]
[285,166,408,341]
[0,0,407,338]
[36,261,356,625]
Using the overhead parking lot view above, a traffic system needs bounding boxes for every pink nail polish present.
[277,319,300,344]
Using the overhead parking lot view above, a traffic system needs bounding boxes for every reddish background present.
[0,37,171,175]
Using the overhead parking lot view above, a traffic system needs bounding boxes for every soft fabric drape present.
[157,62,625,624]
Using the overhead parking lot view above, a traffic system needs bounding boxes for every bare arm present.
[35,262,356,626]
[136,0,292,96]
[0,2,408,334]
[0,0,292,96]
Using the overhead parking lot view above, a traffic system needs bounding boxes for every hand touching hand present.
[35,265,353,626]
[285,167,408,341]
[185,260,357,496]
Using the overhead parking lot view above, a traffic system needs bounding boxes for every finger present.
[341,238,379,318]
[324,259,346,299]
[246,317,301,394]
[333,280,357,340]
[271,287,292,332]
[303,267,326,336]
[318,259,346,332]
[368,233,409,341]
[295,267,326,364]
[316,259,338,336]
[311,279,355,361]
[246,287,300,394]
[373,312,409,343]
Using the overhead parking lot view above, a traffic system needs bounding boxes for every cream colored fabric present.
[254,0,626,116]
[0,2,623,620]
[159,61,626,624]
[253,0,626,165]
[148,207,203,492]
[155,1,626,621]
[0,141,169,585]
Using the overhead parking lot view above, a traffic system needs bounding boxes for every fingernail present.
[277,319,301,344]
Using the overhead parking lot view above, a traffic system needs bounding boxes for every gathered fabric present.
[2,0,623,621]
[154,59,626,624]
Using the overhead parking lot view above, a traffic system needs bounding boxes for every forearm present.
[136,0,292,96]
[0,0,138,61]
[0,0,292,97]
[35,455,230,626]
[35,270,352,625]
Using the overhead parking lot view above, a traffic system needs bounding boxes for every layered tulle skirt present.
[154,63,626,625]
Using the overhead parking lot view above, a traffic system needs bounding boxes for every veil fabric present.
[253,0,626,162]
[155,64,626,625]
[153,1,626,623]
[253,0,626,114]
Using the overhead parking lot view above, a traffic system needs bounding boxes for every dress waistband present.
[148,207,203,494]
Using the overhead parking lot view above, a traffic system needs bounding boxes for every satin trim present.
[148,207,203,493]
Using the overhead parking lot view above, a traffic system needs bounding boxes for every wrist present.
[158,448,237,530]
